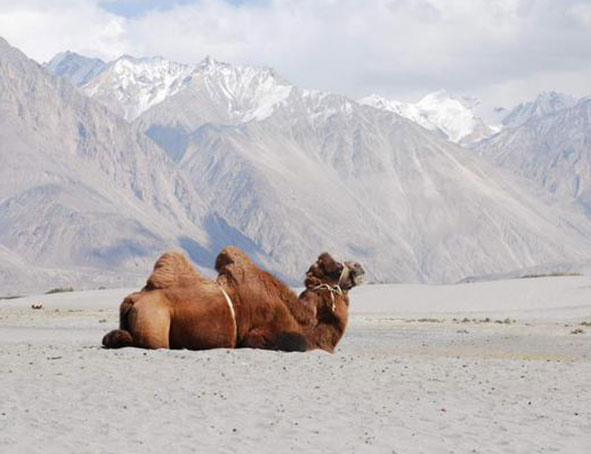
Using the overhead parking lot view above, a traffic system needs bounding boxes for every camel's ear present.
[317,252,340,274]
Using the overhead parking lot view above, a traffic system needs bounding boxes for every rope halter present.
[312,284,342,312]
[312,262,349,312]
[336,262,351,289]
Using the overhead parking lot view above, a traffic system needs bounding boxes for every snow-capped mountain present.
[357,94,438,133]
[359,90,496,144]
[501,92,578,128]
[126,57,591,283]
[44,51,107,86]
[47,53,293,123]
[5,39,591,294]
[476,96,591,213]
[132,57,295,160]
[81,55,198,121]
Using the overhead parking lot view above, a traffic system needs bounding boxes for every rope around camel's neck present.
[312,262,350,312]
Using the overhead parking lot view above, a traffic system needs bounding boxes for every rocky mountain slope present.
[44,51,107,87]
[500,92,577,128]
[126,58,591,283]
[4,42,591,293]
[475,96,591,213]
[0,38,214,293]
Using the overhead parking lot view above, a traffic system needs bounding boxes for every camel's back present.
[215,247,312,331]
[146,251,208,290]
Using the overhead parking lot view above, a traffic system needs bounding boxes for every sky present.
[0,0,590,113]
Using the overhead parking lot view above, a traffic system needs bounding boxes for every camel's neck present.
[300,289,349,353]
[218,273,313,337]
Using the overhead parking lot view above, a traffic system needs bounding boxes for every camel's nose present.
[346,261,365,275]
[345,261,365,286]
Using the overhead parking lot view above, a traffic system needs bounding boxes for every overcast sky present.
[0,0,590,110]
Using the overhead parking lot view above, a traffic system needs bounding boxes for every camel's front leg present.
[239,328,307,352]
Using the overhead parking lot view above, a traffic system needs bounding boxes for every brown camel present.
[102,246,364,352]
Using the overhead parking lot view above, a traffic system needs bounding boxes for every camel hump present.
[146,251,204,289]
[215,246,253,273]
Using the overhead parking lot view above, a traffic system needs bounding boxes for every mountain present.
[475,96,591,214]
[44,51,107,86]
[0,37,218,294]
[82,55,198,121]
[501,92,577,128]
[133,57,294,160]
[45,52,198,121]
[7,43,591,293]
[126,58,591,283]
[359,90,496,144]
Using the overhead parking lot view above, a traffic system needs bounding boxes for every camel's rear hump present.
[147,252,206,289]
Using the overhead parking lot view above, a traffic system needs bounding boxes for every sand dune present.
[1,277,590,453]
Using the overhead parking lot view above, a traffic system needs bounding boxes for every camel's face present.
[343,261,365,289]
[305,252,365,291]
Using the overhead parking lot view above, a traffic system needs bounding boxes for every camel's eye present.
[323,262,344,282]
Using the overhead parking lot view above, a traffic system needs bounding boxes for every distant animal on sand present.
[102,246,364,352]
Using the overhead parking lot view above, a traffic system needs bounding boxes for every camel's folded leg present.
[102,329,134,348]
[103,293,138,349]
[127,292,171,349]
[240,328,307,352]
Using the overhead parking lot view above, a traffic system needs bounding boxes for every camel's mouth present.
[352,273,364,286]
[343,261,365,289]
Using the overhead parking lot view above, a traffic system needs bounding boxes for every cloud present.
[98,0,198,18]
[0,0,127,61]
[0,0,590,106]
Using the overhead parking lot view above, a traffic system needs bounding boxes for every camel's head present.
[305,252,365,291]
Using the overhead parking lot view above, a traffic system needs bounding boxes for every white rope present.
[337,263,350,288]
[218,284,238,347]
[312,283,342,312]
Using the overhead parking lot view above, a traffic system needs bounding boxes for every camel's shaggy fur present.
[102,247,364,352]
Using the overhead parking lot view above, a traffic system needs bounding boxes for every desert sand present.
[1,276,590,453]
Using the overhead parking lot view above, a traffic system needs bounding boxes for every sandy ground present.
[1,277,591,453]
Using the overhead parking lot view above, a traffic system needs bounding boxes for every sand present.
[1,276,590,453]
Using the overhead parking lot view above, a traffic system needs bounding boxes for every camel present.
[102,246,364,352]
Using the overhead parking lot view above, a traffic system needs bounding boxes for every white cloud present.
[0,0,127,61]
[0,0,590,107]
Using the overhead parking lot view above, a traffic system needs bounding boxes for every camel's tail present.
[102,294,136,349]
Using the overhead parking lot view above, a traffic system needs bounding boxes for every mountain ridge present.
[475,96,591,214]
[2,39,591,293]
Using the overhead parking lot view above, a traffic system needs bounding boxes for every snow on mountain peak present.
[82,55,196,120]
[360,91,493,143]
[168,56,295,123]
[415,91,486,143]
[44,51,294,123]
